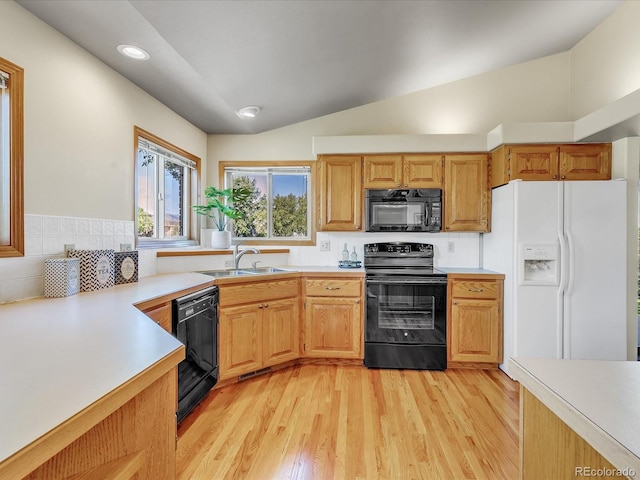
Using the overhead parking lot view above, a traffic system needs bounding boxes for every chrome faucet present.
[234,247,260,269]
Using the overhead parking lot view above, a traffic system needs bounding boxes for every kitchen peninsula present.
[511,357,640,479]
[0,273,214,479]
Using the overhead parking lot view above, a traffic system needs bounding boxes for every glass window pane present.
[164,160,184,238]
[272,174,308,237]
[231,173,267,238]
[0,78,9,245]
[137,149,156,238]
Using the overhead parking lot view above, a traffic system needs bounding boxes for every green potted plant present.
[192,185,251,249]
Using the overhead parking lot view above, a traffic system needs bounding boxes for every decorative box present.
[44,258,80,298]
[68,249,115,292]
[114,250,138,285]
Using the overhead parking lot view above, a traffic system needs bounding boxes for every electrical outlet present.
[224,260,234,268]
[319,240,330,251]
[448,241,455,253]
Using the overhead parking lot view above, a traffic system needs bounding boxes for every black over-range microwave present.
[365,189,442,232]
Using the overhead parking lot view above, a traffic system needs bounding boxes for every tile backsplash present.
[0,215,135,303]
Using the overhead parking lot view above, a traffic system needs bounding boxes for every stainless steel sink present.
[198,267,294,278]
[198,269,259,278]
[246,267,295,273]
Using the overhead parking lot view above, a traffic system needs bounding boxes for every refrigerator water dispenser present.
[519,244,559,286]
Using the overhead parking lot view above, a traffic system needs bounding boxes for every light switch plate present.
[319,240,330,251]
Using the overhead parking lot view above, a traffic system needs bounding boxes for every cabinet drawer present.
[305,278,361,297]
[450,280,499,300]
[220,279,299,307]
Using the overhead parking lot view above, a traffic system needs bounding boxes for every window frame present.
[134,126,200,249]
[0,57,24,258]
[219,161,316,246]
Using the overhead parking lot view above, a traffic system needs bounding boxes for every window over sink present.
[220,161,315,245]
[134,126,200,248]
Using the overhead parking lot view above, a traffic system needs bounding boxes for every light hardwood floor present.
[177,365,519,480]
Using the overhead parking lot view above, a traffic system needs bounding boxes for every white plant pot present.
[211,230,232,249]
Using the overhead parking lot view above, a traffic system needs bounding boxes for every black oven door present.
[365,276,446,345]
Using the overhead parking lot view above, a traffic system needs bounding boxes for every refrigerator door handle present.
[557,182,568,359]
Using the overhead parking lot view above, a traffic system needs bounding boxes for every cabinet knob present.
[396,183,401,187]
[264,303,269,308]
[259,304,264,309]
[553,175,558,179]
[445,226,450,230]
[403,184,408,187]
[355,299,360,304]
[453,301,458,305]
[561,175,566,179]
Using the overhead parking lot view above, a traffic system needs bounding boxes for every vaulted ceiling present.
[17,0,622,134]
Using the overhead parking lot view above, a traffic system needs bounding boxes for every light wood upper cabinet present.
[559,144,611,180]
[448,275,503,366]
[303,277,363,359]
[363,154,443,188]
[317,155,362,231]
[509,145,559,181]
[444,154,490,232]
[490,143,611,187]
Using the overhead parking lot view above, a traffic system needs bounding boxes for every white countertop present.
[0,272,214,465]
[510,357,640,473]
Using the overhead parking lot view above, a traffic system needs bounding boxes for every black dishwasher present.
[173,286,218,423]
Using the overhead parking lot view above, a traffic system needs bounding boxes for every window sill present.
[156,248,290,258]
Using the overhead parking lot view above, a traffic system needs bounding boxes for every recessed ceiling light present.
[117,44,150,61]
[237,106,261,118]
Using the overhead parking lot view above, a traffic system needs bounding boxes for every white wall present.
[0,2,207,302]
[570,0,640,119]
[208,52,571,181]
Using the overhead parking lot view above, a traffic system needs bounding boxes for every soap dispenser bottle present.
[342,243,349,261]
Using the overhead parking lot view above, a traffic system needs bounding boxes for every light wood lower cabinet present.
[303,278,363,358]
[447,274,503,367]
[142,302,172,332]
[219,279,300,380]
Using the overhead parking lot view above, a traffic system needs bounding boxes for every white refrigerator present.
[482,180,627,377]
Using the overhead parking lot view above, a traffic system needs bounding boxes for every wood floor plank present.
[177,365,519,480]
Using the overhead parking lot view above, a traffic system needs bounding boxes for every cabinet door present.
[489,146,509,188]
[449,299,501,363]
[219,304,262,379]
[559,144,611,180]
[263,298,300,367]
[509,145,559,181]
[444,154,490,232]
[363,155,402,188]
[317,155,363,231]
[403,154,443,188]
[143,303,172,333]
[304,297,361,358]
